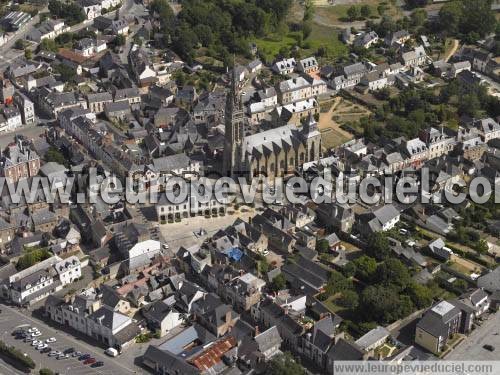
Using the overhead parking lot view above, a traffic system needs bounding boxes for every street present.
[446,310,500,360]
[0,304,141,374]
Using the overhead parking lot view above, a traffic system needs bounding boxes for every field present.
[253,22,348,63]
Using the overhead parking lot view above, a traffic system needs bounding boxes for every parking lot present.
[0,304,139,374]
[446,310,500,360]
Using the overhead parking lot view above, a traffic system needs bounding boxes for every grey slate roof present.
[254,326,281,353]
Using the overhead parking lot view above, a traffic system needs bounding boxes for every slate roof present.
[478,267,500,293]
[254,326,281,353]
[143,345,200,375]
[327,338,364,361]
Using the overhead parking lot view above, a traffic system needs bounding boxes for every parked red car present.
[83,358,96,365]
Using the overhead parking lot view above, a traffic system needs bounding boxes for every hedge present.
[0,340,35,369]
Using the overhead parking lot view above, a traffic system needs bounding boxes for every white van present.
[105,347,118,357]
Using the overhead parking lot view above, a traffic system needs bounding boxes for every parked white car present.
[46,337,56,343]
[31,340,41,346]
[37,343,48,350]
[31,331,42,337]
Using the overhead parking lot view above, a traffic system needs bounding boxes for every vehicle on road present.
[79,354,91,361]
[483,345,495,351]
[46,337,56,343]
[105,347,118,357]
[84,358,96,365]
[91,361,104,368]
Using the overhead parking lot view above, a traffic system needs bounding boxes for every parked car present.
[484,345,495,351]
[31,340,42,346]
[31,331,42,337]
[12,329,24,336]
[72,351,82,357]
[79,354,91,361]
[91,361,104,368]
[46,337,56,343]
[37,344,48,350]
[84,358,96,365]
[64,347,75,354]
[48,351,60,357]
[105,347,118,357]
[24,337,33,343]
[41,347,51,354]
[57,354,69,360]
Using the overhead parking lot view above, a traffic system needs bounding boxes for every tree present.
[377,258,411,290]
[17,247,52,271]
[316,239,330,253]
[338,290,359,309]
[407,282,433,308]
[45,147,67,165]
[14,39,25,50]
[342,262,357,278]
[460,0,496,38]
[438,1,462,35]
[411,8,427,27]
[39,369,54,375]
[267,352,306,375]
[40,38,58,52]
[352,255,377,282]
[360,5,371,19]
[475,239,489,254]
[114,34,126,47]
[347,6,359,21]
[24,48,32,60]
[361,285,414,323]
[258,257,269,275]
[55,63,76,82]
[366,232,390,261]
[271,273,287,292]
[325,270,352,296]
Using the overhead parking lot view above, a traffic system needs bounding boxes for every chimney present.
[254,325,260,337]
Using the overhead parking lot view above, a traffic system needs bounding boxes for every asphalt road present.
[0,304,139,374]
[446,310,500,360]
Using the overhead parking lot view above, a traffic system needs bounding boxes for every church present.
[223,70,322,180]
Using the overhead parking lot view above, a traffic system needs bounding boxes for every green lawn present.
[253,23,347,63]
[253,33,301,63]
[322,295,346,314]
[304,23,348,61]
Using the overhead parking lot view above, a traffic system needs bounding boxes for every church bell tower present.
[223,63,245,177]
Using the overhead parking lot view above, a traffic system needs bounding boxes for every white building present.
[3,255,81,305]
[272,58,296,75]
[14,92,35,124]
[54,256,82,285]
